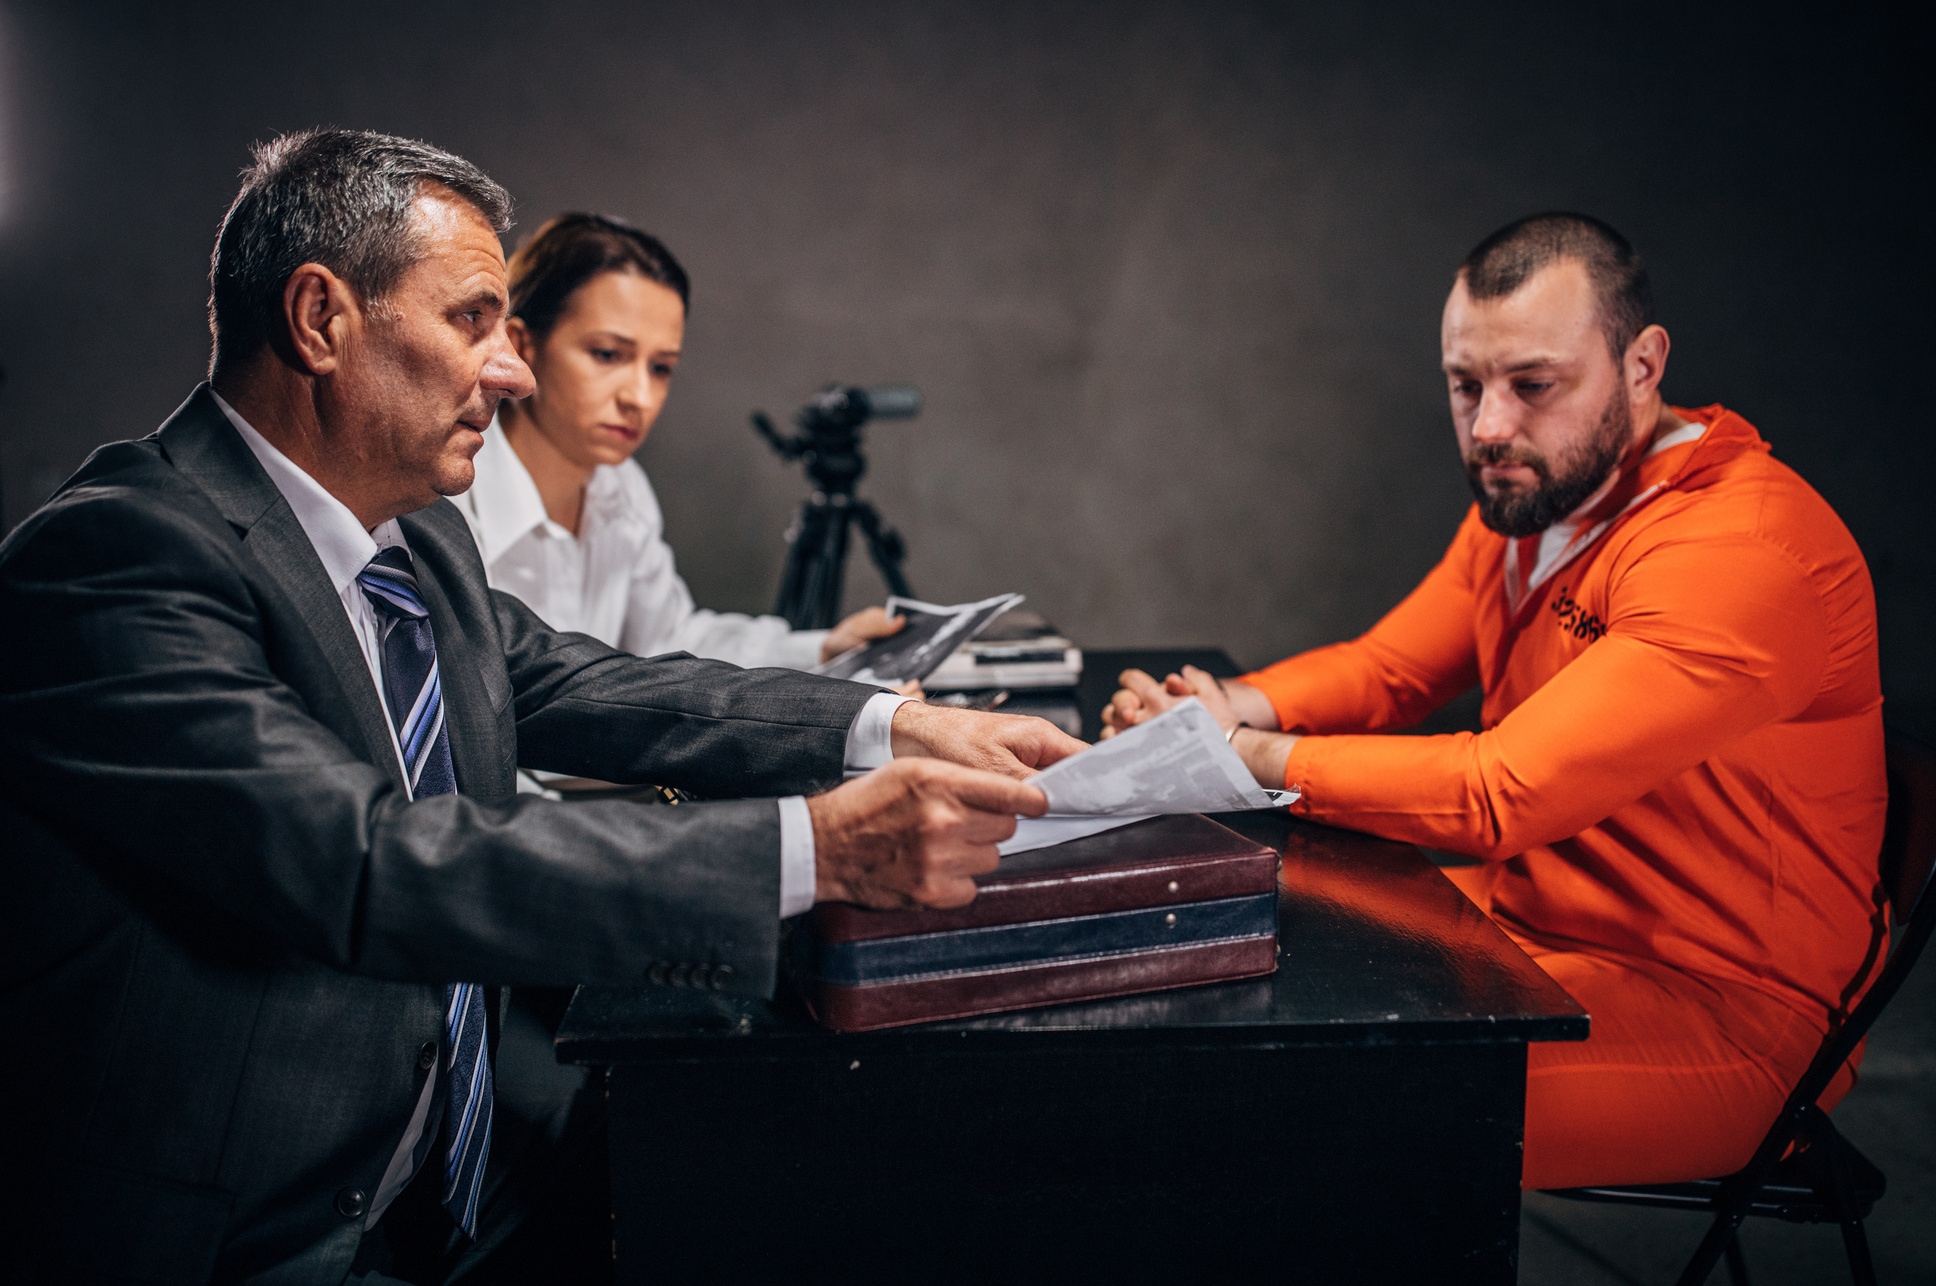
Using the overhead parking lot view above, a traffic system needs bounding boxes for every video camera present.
[750,384,923,630]
[751,384,922,500]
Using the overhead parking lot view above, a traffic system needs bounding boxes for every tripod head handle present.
[749,409,805,460]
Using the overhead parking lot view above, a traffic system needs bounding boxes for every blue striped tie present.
[357,546,492,1239]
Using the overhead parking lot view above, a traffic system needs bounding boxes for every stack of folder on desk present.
[923,609,1082,691]
[793,814,1280,1031]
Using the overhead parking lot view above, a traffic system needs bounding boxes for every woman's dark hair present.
[506,212,689,340]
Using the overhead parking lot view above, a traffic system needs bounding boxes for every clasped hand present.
[1099,664,1241,738]
[1101,665,1295,790]
[807,702,1087,909]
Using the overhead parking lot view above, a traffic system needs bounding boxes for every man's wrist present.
[887,696,943,759]
[1229,724,1299,790]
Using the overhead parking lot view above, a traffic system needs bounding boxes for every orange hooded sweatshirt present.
[1246,405,1887,1037]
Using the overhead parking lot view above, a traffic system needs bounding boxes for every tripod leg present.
[777,499,852,630]
[775,501,826,627]
[851,501,912,600]
[804,501,853,631]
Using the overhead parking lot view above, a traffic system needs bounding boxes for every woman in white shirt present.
[457,212,901,668]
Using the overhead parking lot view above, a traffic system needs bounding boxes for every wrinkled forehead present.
[397,184,508,288]
[1441,260,1603,369]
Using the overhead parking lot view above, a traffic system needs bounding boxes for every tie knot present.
[358,546,427,620]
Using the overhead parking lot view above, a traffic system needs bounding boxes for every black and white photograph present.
[814,592,1022,686]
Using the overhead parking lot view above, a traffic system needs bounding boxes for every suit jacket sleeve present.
[0,469,874,998]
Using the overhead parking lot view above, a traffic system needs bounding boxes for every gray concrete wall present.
[1,2,1927,728]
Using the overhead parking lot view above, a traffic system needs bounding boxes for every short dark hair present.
[506,212,690,342]
[1459,212,1656,360]
[207,129,513,375]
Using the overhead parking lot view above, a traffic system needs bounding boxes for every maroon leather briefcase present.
[793,814,1280,1032]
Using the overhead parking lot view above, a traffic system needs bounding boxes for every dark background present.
[1,1,1927,733]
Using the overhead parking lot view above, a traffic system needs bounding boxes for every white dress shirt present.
[454,419,827,667]
[212,393,416,780]
[210,392,909,1225]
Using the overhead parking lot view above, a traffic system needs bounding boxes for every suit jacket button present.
[648,961,670,985]
[711,965,733,990]
[418,1041,438,1071]
[335,1187,367,1219]
[670,963,691,987]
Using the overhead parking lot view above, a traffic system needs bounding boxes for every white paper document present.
[999,698,1298,856]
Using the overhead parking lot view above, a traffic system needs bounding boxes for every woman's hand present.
[820,606,905,662]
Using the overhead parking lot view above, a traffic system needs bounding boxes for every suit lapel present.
[157,386,408,795]
[247,506,409,794]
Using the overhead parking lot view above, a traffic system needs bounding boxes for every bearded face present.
[1464,382,1633,537]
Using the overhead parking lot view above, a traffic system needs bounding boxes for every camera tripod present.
[752,385,920,630]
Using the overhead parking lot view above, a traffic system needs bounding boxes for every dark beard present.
[1465,391,1633,538]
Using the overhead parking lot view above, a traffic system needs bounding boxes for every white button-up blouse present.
[455,419,827,668]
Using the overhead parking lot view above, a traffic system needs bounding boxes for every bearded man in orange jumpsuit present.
[1104,213,1887,1190]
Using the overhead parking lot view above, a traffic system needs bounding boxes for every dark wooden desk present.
[558,649,1587,1282]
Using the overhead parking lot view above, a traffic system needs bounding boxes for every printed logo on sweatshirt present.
[1550,586,1606,642]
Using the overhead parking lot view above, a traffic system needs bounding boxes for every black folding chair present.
[1545,731,1936,1286]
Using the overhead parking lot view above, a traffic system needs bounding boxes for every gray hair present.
[207,128,513,375]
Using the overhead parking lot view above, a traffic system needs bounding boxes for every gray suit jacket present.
[0,387,875,1284]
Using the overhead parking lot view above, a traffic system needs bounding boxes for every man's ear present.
[281,264,359,375]
[1625,323,1670,400]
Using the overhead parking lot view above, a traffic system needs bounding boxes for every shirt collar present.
[210,389,403,594]
[1554,410,1711,533]
[581,455,636,527]
[466,414,555,565]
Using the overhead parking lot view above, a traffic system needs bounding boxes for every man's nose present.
[1469,387,1518,444]
[483,337,536,401]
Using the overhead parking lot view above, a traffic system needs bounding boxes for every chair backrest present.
[1881,732,1936,931]
[1714,731,1936,1201]
[1780,731,1936,1115]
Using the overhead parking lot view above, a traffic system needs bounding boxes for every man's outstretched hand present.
[806,702,1085,910]
[808,759,1049,909]
[888,699,1087,778]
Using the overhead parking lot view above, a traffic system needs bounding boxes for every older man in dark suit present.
[0,129,1079,1285]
